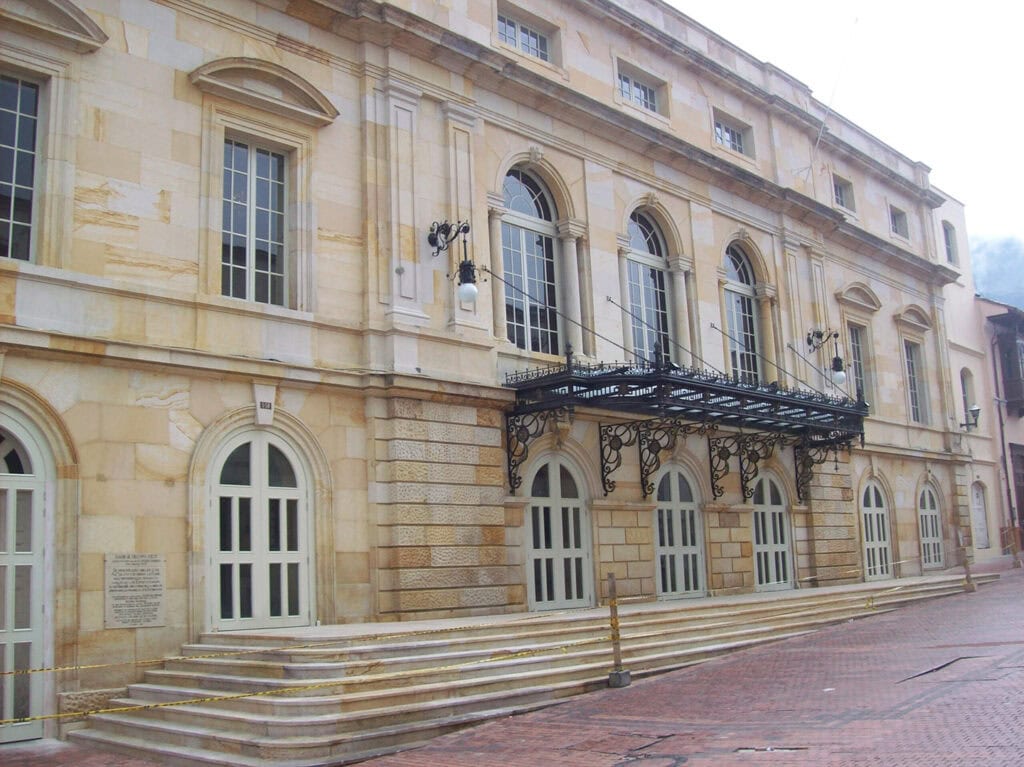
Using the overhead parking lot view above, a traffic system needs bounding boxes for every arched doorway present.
[525,457,593,610]
[971,483,990,550]
[0,425,46,742]
[918,484,944,569]
[752,475,792,591]
[209,430,315,630]
[653,468,705,597]
[860,482,893,580]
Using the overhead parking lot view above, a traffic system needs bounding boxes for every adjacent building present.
[0,0,1015,740]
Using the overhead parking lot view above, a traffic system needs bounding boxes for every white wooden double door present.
[210,433,314,631]
[0,427,45,742]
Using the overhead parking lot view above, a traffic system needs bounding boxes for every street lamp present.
[428,220,477,302]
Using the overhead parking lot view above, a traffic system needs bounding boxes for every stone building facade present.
[0,0,1010,740]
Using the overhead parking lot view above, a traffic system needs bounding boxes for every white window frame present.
[653,468,705,598]
[497,14,550,62]
[722,243,761,385]
[524,457,593,611]
[624,210,672,364]
[221,138,288,306]
[752,475,793,592]
[619,72,657,112]
[860,481,893,581]
[832,174,855,212]
[903,339,928,424]
[889,204,909,239]
[615,60,667,118]
[713,109,753,158]
[501,168,561,355]
[0,74,39,262]
[209,430,315,631]
[918,485,944,569]
[200,105,314,312]
[847,322,871,402]
[942,220,958,264]
[0,46,73,269]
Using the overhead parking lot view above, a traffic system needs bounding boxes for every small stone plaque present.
[105,553,166,629]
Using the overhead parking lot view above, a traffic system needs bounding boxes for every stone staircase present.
[68,573,993,766]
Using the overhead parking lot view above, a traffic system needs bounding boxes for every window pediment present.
[835,282,882,313]
[894,304,933,333]
[189,58,339,127]
[1,0,108,53]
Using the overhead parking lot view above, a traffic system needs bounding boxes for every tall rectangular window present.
[905,340,925,423]
[848,324,867,400]
[222,139,286,306]
[0,76,38,261]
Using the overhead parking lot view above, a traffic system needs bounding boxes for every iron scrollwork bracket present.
[506,407,572,493]
[599,422,640,495]
[708,431,795,500]
[738,433,795,500]
[639,418,717,498]
[793,435,854,502]
[708,434,742,500]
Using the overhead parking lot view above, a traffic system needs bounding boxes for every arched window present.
[918,485,943,568]
[654,469,703,596]
[502,168,559,354]
[860,482,892,580]
[960,368,976,426]
[724,243,760,384]
[942,221,958,264]
[625,211,672,364]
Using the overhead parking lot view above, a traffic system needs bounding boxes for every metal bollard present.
[606,573,631,688]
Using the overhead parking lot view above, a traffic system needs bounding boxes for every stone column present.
[487,193,507,342]
[669,255,694,367]
[617,237,634,361]
[756,283,779,384]
[558,219,587,355]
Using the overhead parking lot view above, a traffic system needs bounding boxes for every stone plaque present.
[105,553,166,629]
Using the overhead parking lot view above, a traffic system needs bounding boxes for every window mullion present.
[246,148,258,303]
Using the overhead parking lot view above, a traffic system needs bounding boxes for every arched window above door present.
[501,167,560,354]
[723,243,761,384]
[624,210,672,364]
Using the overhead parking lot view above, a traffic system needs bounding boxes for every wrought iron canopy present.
[504,351,867,497]
[506,353,867,437]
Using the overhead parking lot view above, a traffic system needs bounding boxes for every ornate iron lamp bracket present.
[506,407,573,493]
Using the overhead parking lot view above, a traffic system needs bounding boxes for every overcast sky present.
[665,1,1020,244]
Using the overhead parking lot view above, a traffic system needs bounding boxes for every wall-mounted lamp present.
[807,328,847,387]
[428,220,477,302]
[960,403,981,431]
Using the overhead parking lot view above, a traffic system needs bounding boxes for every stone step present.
[69,574,996,767]
[161,595,886,688]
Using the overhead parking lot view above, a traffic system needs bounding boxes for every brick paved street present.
[360,564,1024,767]
[3,564,1023,767]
